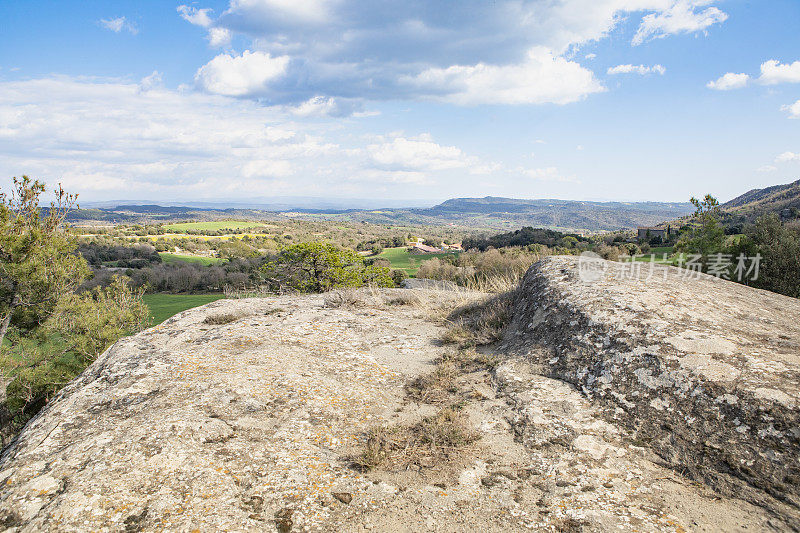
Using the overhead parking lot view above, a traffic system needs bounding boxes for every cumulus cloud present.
[178,5,232,47]
[366,134,473,171]
[0,77,547,199]
[207,27,232,47]
[409,47,605,105]
[607,64,666,76]
[632,1,727,46]
[776,152,800,163]
[706,72,749,90]
[782,99,800,119]
[194,50,289,97]
[99,16,138,35]
[177,5,213,27]
[175,1,725,107]
[708,59,800,91]
[138,71,163,93]
[757,165,777,173]
[758,60,800,85]
[290,96,362,118]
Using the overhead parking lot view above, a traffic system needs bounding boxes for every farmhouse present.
[637,224,676,241]
[408,237,462,254]
[409,243,441,254]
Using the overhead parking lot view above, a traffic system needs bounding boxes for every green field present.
[377,246,460,276]
[163,220,269,233]
[159,252,225,265]
[143,293,225,325]
[628,246,675,263]
[650,246,674,255]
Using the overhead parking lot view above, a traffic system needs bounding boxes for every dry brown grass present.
[203,311,247,325]
[406,349,499,404]
[441,290,516,348]
[553,517,586,532]
[355,408,479,471]
[323,288,366,308]
[406,360,460,404]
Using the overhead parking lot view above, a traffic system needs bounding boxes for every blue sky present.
[1,0,799,204]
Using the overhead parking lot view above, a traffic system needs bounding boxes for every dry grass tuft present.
[382,292,424,307]
[203,311,247,325]
[355,408,479,471]
[323,288,380,308]
[553,517,586,533]
[406,349,498,404]
[406,360,460,404]
[441,290,516,348]
[465,274,520,294]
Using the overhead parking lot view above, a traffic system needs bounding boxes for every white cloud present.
[99,16,138,35]
[177,5,213,27]
[207,27,232,47]
[632,1,727,46]
[367,135,473,171]
[758,60,800,85]
[706,72,749,90]
[757,165,777,173]
[782,99,800,119]
[585,53,597,60]
[290,96,362,117]
[241,159,294,178]
[177,1,727,107]
[708,60,800,91]
[776,152,800,163]
[226,0,331,24]
[138,71,163,93]
[607,64,666,76]
[408,47,605,105]
[194,50,289,97]
[177,6,231,48]
[0,76,537,200]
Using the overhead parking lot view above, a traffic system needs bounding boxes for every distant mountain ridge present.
[425,196,690,215]
[399,196,694,231]
[721,179,800,220]
[66,196,695,232]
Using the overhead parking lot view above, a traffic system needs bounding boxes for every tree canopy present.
[0,176,90,345]
[260,242,393,293]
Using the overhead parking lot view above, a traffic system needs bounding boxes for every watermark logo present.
[578,251,607,283]
[578,252,762,284]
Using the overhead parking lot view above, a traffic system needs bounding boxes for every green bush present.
[3,276,148,434]
[390,269,408,286]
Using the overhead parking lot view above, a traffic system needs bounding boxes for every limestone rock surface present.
[0,278,796,532]
[504,256,800,524]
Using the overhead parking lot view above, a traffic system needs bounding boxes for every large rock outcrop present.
[503,256,800,522]
[1,272,797,531]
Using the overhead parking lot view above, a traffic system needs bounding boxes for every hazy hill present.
[721,179,800,222]
[402,196,694,232]
[66,197,695,232]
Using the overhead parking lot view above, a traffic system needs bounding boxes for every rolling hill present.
[721,178,800,222]
[65,196,695,233]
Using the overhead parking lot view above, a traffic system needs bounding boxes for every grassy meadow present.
[159,252,226,266]
[163,220,270,233]
[378,246,461,276]
[143,293,225,325]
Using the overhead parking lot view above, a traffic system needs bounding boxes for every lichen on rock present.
[502,256,800,523]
